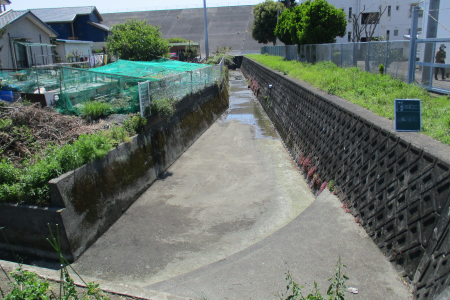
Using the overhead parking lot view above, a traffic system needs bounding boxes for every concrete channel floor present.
[70,70,412,299]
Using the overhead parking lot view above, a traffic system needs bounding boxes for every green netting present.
[87,59,209,79]
[0,58,222,117]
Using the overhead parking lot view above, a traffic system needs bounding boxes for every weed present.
[342,203,352,214]
[278,258,348,300]
[80,101,112,120]
[151,98,176,120]
[310,173,322,190]
[123,114,147,135]
[328,180,335,192]
[378,64,385,75]
[247,54,450,145]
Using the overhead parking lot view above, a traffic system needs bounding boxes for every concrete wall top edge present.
[245,57,450,167]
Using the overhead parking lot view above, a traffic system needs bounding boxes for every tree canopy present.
[275,0,347,46]
[107,19,169,61]
[252,0,285,45]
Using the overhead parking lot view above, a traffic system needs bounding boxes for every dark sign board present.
[395,99,421,132]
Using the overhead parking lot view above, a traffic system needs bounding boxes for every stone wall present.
[241,57,450,299]
[0,71,229,262]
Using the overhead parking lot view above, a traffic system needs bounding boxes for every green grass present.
[247,54,450,145]
[80,101,113,119]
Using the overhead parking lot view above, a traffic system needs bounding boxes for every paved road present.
[72,70,412,299]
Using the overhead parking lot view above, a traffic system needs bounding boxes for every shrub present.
[123,114,147,134]
[151,98,176,119]
[80,101,112,120]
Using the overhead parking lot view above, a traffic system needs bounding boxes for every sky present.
[10,0,264,14]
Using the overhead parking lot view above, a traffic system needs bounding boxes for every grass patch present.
[0,128,132,206]
[246,54,450,145]
[80,101,113,120]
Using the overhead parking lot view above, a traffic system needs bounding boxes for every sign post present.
[395,99,421,132]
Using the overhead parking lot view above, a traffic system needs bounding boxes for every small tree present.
[351,5,387,42]
[275,7,302,45]
[296,0,347,45]
[107,19,169,61]
[252,0,285,45]
[275,0,346,46]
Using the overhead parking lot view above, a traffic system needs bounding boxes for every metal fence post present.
[190,70,193,93]
[353,43,356,67]
[407,6,419,84]
[340,43,343,67]
[385,41,389,75]
[179,74,182,99]
[429,42,436,87]
[366,42,371,72]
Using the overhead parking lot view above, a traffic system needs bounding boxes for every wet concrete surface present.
[71,70,315,287]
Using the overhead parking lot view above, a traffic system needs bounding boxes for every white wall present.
[0,15,54,69]
[421,0,450,39]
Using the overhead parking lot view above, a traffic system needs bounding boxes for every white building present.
[421,0,450,39]
[304,0,425,43]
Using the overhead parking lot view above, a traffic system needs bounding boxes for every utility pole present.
[203,0,210,60]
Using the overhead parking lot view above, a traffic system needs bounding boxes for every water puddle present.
[221,70,278,139]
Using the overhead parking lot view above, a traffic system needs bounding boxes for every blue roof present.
[30,6,103,23]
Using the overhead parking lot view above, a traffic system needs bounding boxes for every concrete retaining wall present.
[0,71,229,262]
[241,57,450,299]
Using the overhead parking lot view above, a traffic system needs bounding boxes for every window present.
[361,12,380,24]
[410,4,424,18]
[386,30,390,40]
[394,29,399,36]
[387,6,391,17]
[396,5,400,10]
[348,7,352,19]
[348,32,352,42]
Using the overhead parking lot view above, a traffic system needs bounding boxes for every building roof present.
[169,43,199,46]
[88,21,110,31]
[0,9,58,37]
[0,9,27,28]
[30,6,103,23]
[56,39,94,44]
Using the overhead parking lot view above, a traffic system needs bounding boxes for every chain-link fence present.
[0,58,224,117]
[261,41,411,81]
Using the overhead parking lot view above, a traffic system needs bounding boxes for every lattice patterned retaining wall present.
[241,57,450,299]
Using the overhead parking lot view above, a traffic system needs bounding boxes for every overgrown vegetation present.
[0,225,111,299]
[207,46,235,66]
[123,114,147,134]
[150,98,176,120]
[278,257,348,300]
[80,101,113,120]
[247,54,450,145]
[0,105,152,206]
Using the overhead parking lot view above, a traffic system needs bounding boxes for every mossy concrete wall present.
[0,71,229,262]
[241,57,450,300]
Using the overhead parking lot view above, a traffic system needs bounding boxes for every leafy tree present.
[275,7,302,45]
[281,0,297,9]
[107,19,169,61]
[184,43,199,61]
[252,0,285,45]
[275,0,346,46]
[167,37,188,43]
